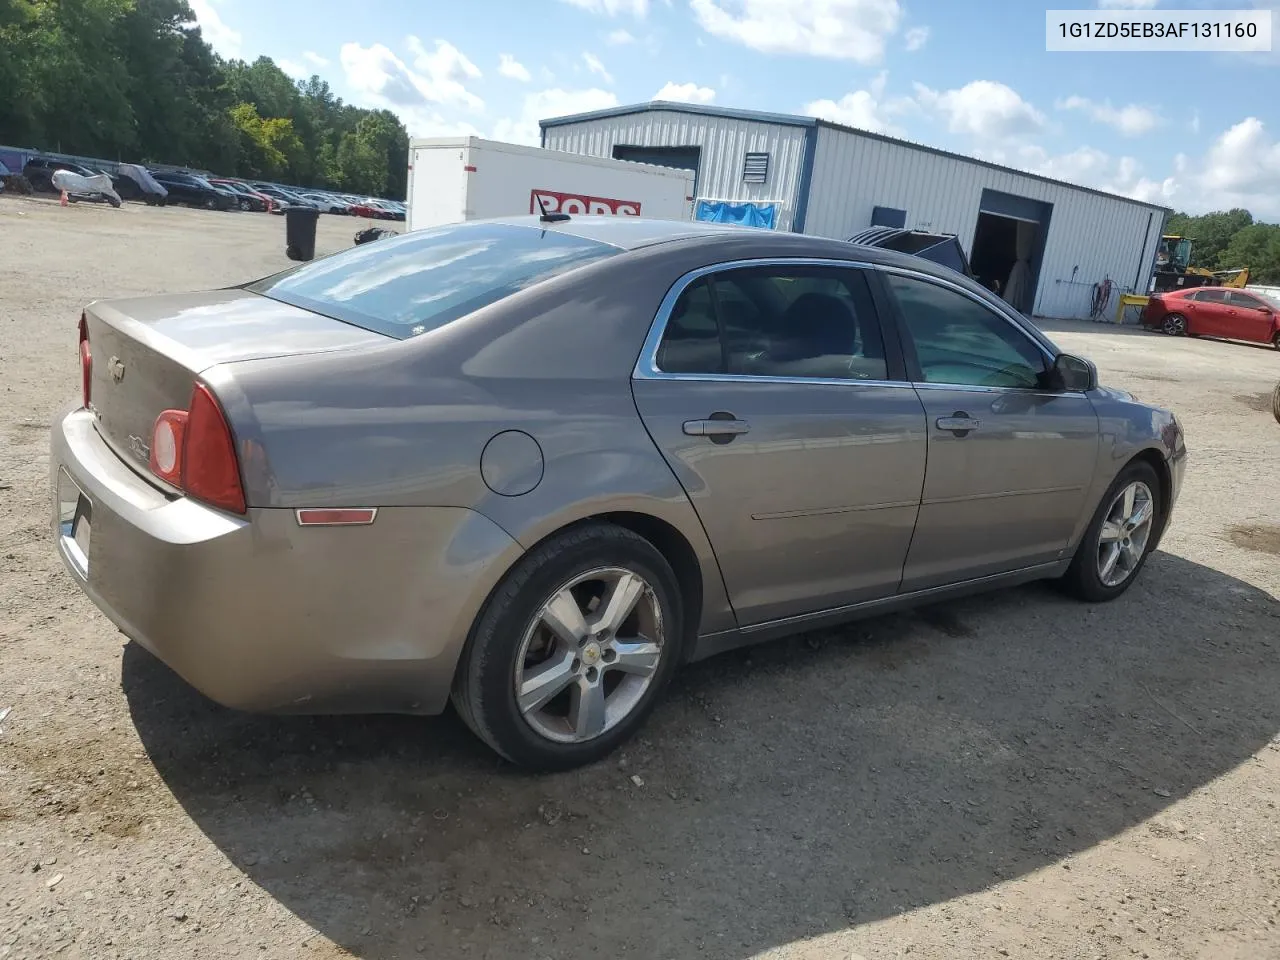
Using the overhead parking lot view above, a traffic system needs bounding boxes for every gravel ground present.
[3,196,1280,960]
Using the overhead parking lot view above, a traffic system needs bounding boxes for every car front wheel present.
[452,523,684,770]
[1162,313,1187,336]
[1061,460,1162,602]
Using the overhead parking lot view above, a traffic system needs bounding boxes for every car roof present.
[476,215,974,282]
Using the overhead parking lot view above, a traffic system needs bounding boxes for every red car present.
[1141,286,1280,349]
[208,178,274,213]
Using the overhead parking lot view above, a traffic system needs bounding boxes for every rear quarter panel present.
[211,242,773,637]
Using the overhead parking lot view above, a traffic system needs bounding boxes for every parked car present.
[151,171,236,210]
[350,197,402,220]
[253,184,319,211]
[1140,286,1280,349]
[208,178,272,212]
[299,192,351,214]
[110,163,168,206]
[847,227,975,280]
[52,217,1186,770]
[246,183,295,213]
[23,157,104,192]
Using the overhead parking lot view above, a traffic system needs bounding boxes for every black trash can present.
[285,207,321,261]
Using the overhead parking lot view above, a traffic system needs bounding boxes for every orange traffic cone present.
[60,189,68,207]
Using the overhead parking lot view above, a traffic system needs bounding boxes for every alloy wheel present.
[1096,481,1155,588]
[1162,314,1186,336]
[514,567,664,744]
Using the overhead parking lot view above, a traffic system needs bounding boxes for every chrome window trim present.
[635,256,885,385]
[633,257,1066,392]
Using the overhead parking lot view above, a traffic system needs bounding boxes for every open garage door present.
[972,189,1053,315]
[611,145,702,195]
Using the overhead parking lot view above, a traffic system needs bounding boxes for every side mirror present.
[1049,353,1097,392]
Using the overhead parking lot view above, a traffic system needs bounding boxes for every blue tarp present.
[694,199,778,229]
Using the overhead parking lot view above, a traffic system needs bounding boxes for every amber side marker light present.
[295,509,378,526]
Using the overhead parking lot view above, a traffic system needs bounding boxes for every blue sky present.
[189,0,1280,218]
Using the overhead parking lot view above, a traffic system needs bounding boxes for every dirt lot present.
[3,196,1280,960]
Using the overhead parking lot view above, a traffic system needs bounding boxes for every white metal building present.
[540,102,1171,320]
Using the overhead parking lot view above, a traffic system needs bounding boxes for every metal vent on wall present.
[743,152,769,183]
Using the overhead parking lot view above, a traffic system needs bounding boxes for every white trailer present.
[406,137,694,232]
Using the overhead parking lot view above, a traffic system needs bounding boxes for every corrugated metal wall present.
[542,112,809,231]
[806,127,1167,319]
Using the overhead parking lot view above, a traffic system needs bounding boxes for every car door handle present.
[683,418,751,437]
[936,414,980,436]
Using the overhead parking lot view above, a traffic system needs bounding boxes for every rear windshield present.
[246,222,621,340]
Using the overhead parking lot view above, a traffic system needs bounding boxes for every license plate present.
[57,469,92,576]
[73,504,91,561]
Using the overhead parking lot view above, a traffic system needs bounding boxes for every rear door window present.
[248,222,621,340]
[654,265,889,381]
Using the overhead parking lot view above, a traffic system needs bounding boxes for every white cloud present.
[690,0,902,63]
[278,59,308,80]
[904,26,929,51]
[1056,95,1161,136]
[979,143,1177,206]
[303,51,329,68]
[582,52,614,84]
[559,0,649,15]
[499,53,532,82]
[340,37,484,134]
[913,79,1046,140]
[606,28,636,44]
[1097,0,1158,7]
[1201,117,1280,199]
[802,71,908,135]
[187,0,241,58]
[407,36,481,89]
[653,81,716,103]
[493,88,619,146]
[978,114,1280,219]
[1189,110,1201,135]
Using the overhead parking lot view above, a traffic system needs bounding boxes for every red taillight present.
[183,383,246,514]
[148,382,246,515]
[78,312,91,408]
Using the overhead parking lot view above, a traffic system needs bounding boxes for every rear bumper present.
[51,408,523,715]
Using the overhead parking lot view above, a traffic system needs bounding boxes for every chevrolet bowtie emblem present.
[108,356,125,382]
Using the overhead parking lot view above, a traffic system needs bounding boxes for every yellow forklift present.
[1152,235,1249,292]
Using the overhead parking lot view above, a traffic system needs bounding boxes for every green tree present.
[228,102,302,179]
[1220,224,1280,285]
[2,1,411,195]
[1165,209,1254,269]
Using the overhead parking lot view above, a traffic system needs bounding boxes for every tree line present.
[0,0,409,199]
[1164,209,1280,286]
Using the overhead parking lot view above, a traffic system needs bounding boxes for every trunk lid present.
[84,289,387,475]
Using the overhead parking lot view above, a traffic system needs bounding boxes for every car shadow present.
[1034,316,1158,340]
[124,551,1280,959]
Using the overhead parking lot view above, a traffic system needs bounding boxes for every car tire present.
[1272,380,1280,425]
[451,522,685,771]
[238,198,250,211]
[1161,313,1188,336]
[1060,460,1162,603]
[1272,332,1280,351]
